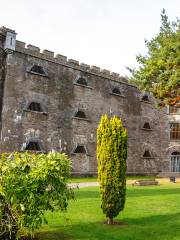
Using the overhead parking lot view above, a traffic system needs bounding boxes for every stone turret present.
[0,26,17,53]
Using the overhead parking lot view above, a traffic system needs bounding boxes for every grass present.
[36,182,180,240]
[69,175,158,183]
[69,177,98,183]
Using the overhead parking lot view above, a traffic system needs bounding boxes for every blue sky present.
[0,0,179,75]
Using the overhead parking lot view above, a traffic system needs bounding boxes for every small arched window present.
[74,110,86,119]
[76,77,88,86]
[143,150,152,158]
[73,145,86,154]
[171,151,180,155]
[142,94,150,102]
[30,65,46,75]
[171,151,180,172]
[112,87,121,95]
[142,122,151,130]
[27,102,43,112]
[25,141,41,151]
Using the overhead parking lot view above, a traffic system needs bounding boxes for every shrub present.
[0,152,74,239]
[97,115,127,224]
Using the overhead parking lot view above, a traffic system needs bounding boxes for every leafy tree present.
[128,9,180,106]
[0,152,74,239]
[97,115,127,224]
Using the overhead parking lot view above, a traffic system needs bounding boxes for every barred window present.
[76,77,87,86]
[142,94,150,102]
[25,141,41,151]
[73,145,86,154]
[142,122,151,130]
[170,123,180,140]
[112,87,121,95]
[30,65,46,75]
[74,110,86,119]
[143,150,152,158]
[169,105,180,114]
[27,102,43,112]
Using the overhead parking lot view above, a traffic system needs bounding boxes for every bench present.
[170,176,176,183]
[132,179,159,186]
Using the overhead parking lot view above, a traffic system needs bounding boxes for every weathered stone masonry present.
[0,26,179,176]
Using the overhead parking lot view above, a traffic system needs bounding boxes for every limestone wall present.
[0,46,169,175]
[0,26,173,175]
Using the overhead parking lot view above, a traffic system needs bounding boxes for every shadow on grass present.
[75,189,100,199]
[75,187,180,200]
[127,187,180,198]
[36,212,180,240]
[36,230,71,240]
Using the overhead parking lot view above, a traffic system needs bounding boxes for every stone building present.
[0,26,179,176]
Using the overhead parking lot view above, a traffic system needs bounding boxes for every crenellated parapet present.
[1,26,127,84]
[15,40,128,84]
[0,26,131,85]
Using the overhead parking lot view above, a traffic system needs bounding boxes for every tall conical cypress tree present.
[97,115,127,224]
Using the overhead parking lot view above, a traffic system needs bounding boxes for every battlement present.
[0,26,128,84]
[15,40,128,84]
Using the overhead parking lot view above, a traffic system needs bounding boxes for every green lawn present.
[69,175,158,183]
[69,177,98,183]
[36,183,180,240]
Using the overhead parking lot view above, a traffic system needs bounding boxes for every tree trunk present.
[107,217,113,225]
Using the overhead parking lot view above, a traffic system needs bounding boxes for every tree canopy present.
[129,10,180,106]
